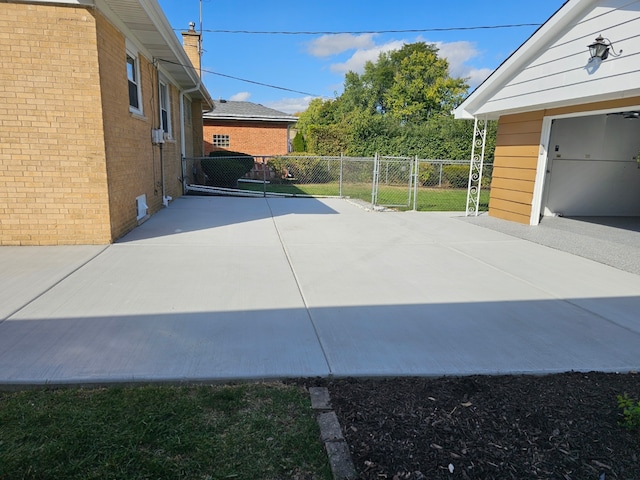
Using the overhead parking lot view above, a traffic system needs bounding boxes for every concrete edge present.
[309,387,357,480]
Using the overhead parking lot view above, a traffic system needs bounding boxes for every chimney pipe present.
[181,22,201,78]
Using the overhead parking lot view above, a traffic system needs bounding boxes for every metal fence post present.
[413,155,420,212]
[339,153,343,198]
[262,156,267,197]
[181,156,186,195]
[438,161,443,187]
[371,153,379,207]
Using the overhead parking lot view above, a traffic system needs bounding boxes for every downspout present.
[179,83,201,159]
[180,85,198,194]
[152,59,170,207]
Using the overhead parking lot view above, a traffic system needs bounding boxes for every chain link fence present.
[183,155,492,212]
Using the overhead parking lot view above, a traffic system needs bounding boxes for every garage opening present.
[541,112,640,218]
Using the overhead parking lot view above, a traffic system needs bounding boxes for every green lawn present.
[237,181,490,212]
[0,384,331,480]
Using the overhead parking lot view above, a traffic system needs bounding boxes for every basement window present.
[213,134,230,147]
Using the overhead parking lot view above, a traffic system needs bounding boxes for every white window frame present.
[159,79,172,139]
[213,134,230,147]
[126,44,143,115]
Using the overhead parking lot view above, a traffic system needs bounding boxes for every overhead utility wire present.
[194,24,542,35]
[157,58,322,97]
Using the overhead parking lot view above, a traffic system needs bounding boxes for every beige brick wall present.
[97,13,194,239]
[96,12,160,240]
[0,3,111,245]
[184,98,205,158]
[203,121,291,156]
[192,101,204,157]
[1,4,205,244]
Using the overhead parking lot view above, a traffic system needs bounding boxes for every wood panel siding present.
[493,145,540,158]
[545,95,640,117]
[491,166,538,181]
[492,156,540,170]
[489,188,533,205]
[488,95,640,224]
[489,112,543,223]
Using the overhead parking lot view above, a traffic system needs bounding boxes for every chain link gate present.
[372,154,415,208]
[182,155,489,212]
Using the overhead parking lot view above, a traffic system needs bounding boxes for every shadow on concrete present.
[1,296,639,385]
[118,196,339,243]
[561,216,640,234]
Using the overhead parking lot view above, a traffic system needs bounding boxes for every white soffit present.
[95,0,211,104]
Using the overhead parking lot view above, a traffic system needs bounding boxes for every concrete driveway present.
[1,196,639,385]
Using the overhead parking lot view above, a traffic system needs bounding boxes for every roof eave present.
[204,115,298,123]
[454,0,589,119]
[95,0,212,106]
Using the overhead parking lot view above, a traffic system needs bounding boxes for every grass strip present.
[234,182,489,212]
[0,383,331,480]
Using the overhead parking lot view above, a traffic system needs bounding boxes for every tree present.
[291,131,306,152]
[296,42,488,158]
[384,47,467,123]
[340,43,467,121]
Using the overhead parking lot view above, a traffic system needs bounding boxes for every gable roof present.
[203,101,298,123]
[454,0,640,119]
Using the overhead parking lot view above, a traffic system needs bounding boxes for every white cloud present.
[307,33,376,57]
[434,40,493,87]
[229,91,251,101]
[463,67,493,88]
[330,39,407,74]
[265,96,317,114]
[323,36,493,89]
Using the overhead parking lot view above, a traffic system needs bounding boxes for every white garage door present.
[542,113,640,217]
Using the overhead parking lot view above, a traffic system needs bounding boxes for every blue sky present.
[157,0,566,113]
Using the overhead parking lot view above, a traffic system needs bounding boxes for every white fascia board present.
[138,0,197,83]
[204,115,298,123]
[455,0,593,119]
[138,0,213,107]
[11,0,94,4]
[93,0,212,106]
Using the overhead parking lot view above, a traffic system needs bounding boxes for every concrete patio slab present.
[0,245,106,321]
[1,196,639,385]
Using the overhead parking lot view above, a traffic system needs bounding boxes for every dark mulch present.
[300,372,640,480]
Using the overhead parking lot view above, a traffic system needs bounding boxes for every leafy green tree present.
[296,41,494,159]
[291,131,306,152]
[384,47,467,122]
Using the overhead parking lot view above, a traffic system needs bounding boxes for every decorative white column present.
[466,116,488,216]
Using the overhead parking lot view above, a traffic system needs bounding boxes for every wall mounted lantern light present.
[588,35,622,61]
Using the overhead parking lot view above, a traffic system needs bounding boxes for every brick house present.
[0,0,212,245]
[454,0,640,225]
[203,101,298,156]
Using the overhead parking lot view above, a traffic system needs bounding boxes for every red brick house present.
[203,101,298,156]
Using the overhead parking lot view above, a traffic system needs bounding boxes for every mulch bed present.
[300,372,640,479]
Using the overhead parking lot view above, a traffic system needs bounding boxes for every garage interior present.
[541,111,640,218]
[466,111,640,275]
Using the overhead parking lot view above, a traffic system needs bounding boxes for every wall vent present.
[136,194,148,221]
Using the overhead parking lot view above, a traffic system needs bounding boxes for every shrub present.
[286,157,337,184]
[292,132,306,152]
[268,156,289,183]
[442,165,469,188]
[617,394,640,430]
[418,163,437,187]
[201,151,255,187]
